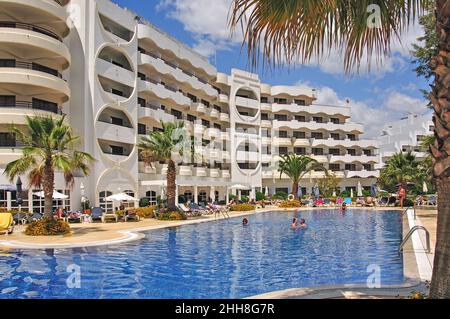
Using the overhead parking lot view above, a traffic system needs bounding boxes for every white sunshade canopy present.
[33,190,68,200]
[357,181,363,197]
[230,184,250,190]
[105,192,138,202]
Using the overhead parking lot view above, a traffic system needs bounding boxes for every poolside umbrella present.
[105,193,138,202]
[350,188,354,198]
[422,181,428,194]
[332,190,337,197]
[33,190,68,200]
[0,184,16,191]
[298,186,303,197]
[371,184,378,197]
[357,181,363,197]
[264,186,269,197]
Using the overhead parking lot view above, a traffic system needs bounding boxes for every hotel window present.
[347,134,356,141]
[201,99,210,108]
[214,123,221,130]
[275,188,289,194]
[138,97,146,107]
[278,131,288,138]
[261,96,268,103]
[0,59,15,67]
[274,98,288,104]
[329,164,340,171]
[262,146,271,155]
[187,114,196,122]
[312,148,324,155]
[138,123,147,135]
[363,164,372,171]
[274,114,288,121]
[429,125,435,132]
[329,148,340,155]
[111,88,123,96]
[261,129,271,137]
[262,163,269,167]
[330,118,340,124]
[313,117,323,123]
[0,190,29,213]
[0,132,15,147]
[32,98,58,113]
[0,95,15,107]
[110,116,123,126]
[188,93,197,102]
[331,133,340,140]
[295,115,306,122]
[278,147,288,155]
[294,147,306,155]
[202,119,210,127]
[311,132,323,139]
[110,145,124,155]
[345,164,356,171]
[293,131,306,138]
[170,109,182,119]
[363,149,372,156]
[347,149,356,156]
[294,99,306,106]
[146,191,157,205]
[214,105,221,112]
[261,113,269,120]
[99,191,113,213]
[32,189,69,214]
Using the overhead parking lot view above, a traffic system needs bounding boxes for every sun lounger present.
[178,203,202,217]
[378,196,388,206]
[124,210,140,222]
[387,196,397,206]
[336,197,343,206]
[426,195,437,206]
[315,199,324,206]
[0,213,14,235]
[27,212,43,223]
[67,211,82,223]
[343,198,352,205]
[13,212,28,225]
[90,207,106,222]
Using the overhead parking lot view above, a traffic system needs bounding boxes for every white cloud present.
[157,0,240,57]
[295,81,428,138]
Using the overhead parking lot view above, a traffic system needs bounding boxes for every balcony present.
[221,170,231,179]
[209,108,220,119]
[209,168,220,178]
[195,167,207,177]
[346,170,380,178]
[273,120,364,133]
[261,119,272,128]
[222,151,231,161]
[179,165,193,176]
[273,137,293,146]
[293,138,310,147]
[219,112,230,122]
[261,103,272,112]
[97,58,135,88]
[236,151,259,162]
[191,102,207,114]
[218,93,229,104]
[138,103,175,123]
[261,137,271,145]
[205,128,221,140]
[329,154,378,164]
[194,124,205,135]
[96,121,135,145]
[271,103,351,117]
[0,147,22,164]
[310,155,328,163]
[311,138,379,149]
[220,132,230,141]
[138,79,191,108]
[139,52,217,98]
[235,96,259,109]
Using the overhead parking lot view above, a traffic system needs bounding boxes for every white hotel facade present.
[0,0,380,213]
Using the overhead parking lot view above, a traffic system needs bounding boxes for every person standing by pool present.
[398,184,406,209]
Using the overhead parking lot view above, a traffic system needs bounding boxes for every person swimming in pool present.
[341,202,347,211]
[291,217,298,228]
[242,218,249,226]
[299,218,308,229]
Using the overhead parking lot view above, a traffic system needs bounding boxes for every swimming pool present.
[0,209,404,299]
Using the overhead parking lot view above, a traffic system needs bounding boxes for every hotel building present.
[0,0,380,212]
[376,113,434,169]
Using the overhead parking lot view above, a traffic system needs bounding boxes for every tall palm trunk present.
[43,159,54,218]
[291,181,299,199]
[166,159,177,211]
[429,0,450,299]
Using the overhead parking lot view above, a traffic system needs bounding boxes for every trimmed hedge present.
[25,217,71,236]
[116,206,156,218]
[229,203,255,211]
[156,211,187,220]
[278,200,302,208]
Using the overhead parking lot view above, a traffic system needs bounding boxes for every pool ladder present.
[401,206,416,219]
[399,226,431,255]
[215,208,230,220]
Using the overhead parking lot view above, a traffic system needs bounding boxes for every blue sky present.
[113,0,432,138]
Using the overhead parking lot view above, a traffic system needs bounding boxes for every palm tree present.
[4,115,95,218]
[138,121,188,211]
[380,151,421,191]
[278,154,326,199]
[229,0,450,298]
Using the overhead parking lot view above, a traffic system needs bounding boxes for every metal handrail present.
[0,101,62,114]
[401,206,417,219]
[0,60,63,78]
[399,226,431,254]
[0,21,62,42]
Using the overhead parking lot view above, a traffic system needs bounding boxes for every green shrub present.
[339,190,351,197]
[230,203,255,211]
[156,211,187,220]
[272,192,288,200]
[278,200,301,208]
[178,195,187,204]
[25,217,71,236]
[116,206,155,218]
[139,197,150,207]
[256,191,266,201]
[228,194,236,200]
[241,195,249,203]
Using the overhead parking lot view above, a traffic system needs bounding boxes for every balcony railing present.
[0,21,62,42]
[0,59,63,78]
[0,101,62,114]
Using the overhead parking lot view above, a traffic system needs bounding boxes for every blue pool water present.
[0,209,404,299]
